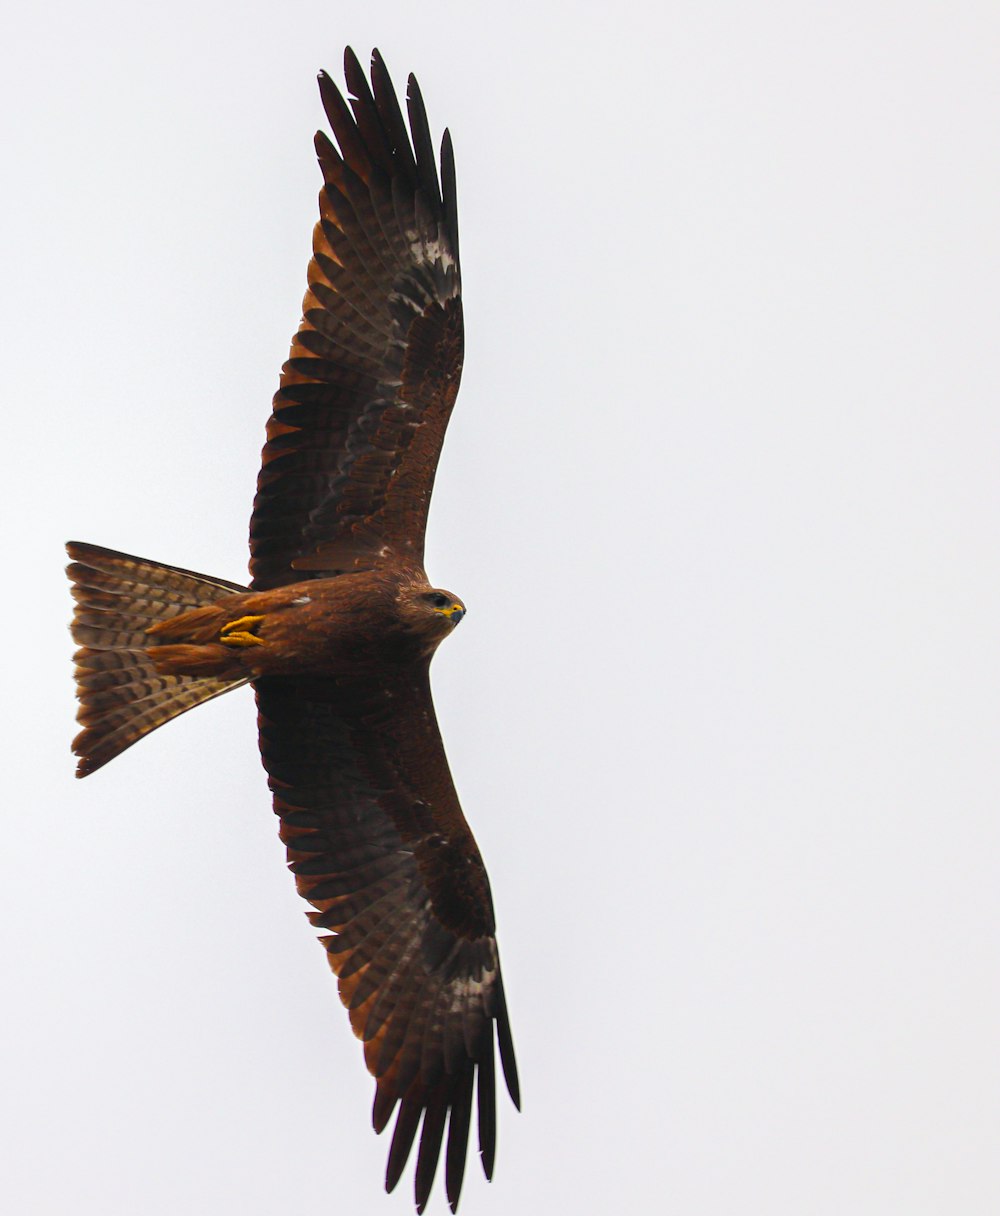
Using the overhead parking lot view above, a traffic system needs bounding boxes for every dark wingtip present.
[495,977,520,1110]
[405,70,441,207]
[477,1046,496,1180]
[444,1068,474,1212]
[372,1084,399,1135]
[440,128,459,264]
[343,46,365,97]
[385,1098,422,1196]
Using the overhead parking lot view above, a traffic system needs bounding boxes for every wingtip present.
[479,1145,495,1183]
[342,45,365,96]
[495,979,520,1110]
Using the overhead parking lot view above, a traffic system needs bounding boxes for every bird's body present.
[144,569,465,679]
[67,49,518,1215]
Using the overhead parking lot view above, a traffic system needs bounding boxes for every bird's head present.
[398,585,467,647]
[423,588,467,630]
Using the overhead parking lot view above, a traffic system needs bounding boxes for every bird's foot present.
[219,615,266,647]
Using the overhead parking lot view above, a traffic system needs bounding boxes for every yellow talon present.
[219,615,266,647]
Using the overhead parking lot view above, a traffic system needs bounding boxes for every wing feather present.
[370,49,419,186]
[414,1084,449,1212]
[444,1068,474,1209]
[406,73,442,210]
[385,1094,424,1194]
[440,129,460,263]
[255,672,517,1212]
[476,1045,497,1179]
[250,50,463,590]
[343,49,395,177]
[317,69,371,181]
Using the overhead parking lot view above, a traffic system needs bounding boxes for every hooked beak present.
[438,603,466,625]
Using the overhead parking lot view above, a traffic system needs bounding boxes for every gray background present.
[4,1,1000,1213]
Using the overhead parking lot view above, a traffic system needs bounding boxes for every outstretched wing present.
[250,48,464,591]
[256,673,518,1213]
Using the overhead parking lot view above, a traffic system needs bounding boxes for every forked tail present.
[67,542,250,777]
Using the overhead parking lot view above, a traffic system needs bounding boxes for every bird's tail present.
[67,542,251,777]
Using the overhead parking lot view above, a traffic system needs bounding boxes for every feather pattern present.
[250,48,464,590]
[67,543,249,775]
[257,674,519,1212]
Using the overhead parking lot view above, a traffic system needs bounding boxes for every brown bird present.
[67,48,518,1215]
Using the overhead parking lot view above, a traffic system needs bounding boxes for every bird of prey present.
[67,48,519,1214]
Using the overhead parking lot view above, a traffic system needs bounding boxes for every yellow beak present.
[437,603,466,623]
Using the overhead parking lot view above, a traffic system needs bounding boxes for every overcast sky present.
[4,1,1000,1213]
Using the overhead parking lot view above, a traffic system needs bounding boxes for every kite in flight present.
[67,48,519,1214]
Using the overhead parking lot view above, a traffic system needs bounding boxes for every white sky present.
[4,1,1000,1213]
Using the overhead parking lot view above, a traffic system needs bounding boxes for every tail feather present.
[67,542,250,777]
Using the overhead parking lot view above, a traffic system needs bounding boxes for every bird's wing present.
[250,48,463,591]
[255,671,518,1213]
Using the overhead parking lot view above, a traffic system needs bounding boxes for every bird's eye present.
[429,592,449,609]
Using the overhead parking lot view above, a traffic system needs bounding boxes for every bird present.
[66,48,519,1214]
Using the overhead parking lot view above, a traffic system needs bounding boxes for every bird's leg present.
[219,614,266,647]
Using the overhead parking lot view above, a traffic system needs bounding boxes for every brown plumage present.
[67,48,518,1215]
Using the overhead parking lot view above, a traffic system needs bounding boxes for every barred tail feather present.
[67,542,250,777]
